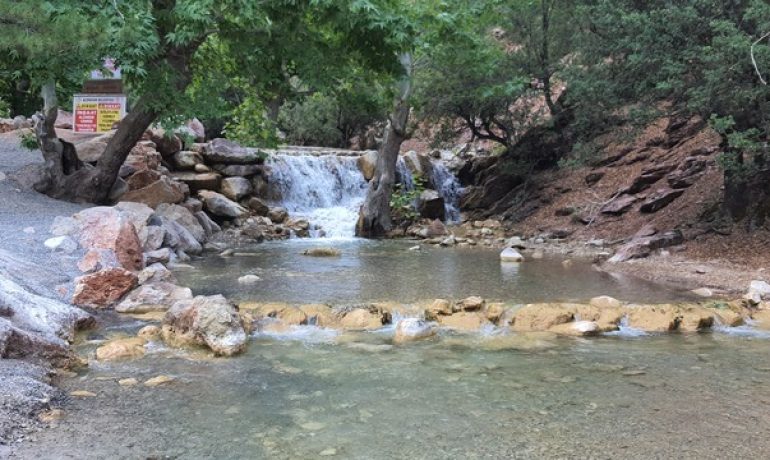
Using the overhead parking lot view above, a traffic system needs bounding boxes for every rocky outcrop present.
[608,230,684,263]
[162,295,248,356]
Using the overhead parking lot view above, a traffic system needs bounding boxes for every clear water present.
[176,239,692,304]
[13,330,770,459]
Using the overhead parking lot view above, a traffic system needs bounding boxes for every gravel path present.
[0,132,87,294]
[0,132,87,447]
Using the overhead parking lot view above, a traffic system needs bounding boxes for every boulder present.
[417,190,446,220]
[114,201,155,247]
[115,282,193,313]
[71,207,144,271]
[143,225,165,251]
[149,128,183,158]
[194,211,221,238]
[589,296,622,309]
[339,309,383,330]
[626,305,680,332]
[511,304,574,331]
[425,299,452,319]
[500,248,524,262]
[95,337,147,361]
[138,263,176,285]
[393,318,437,344]
[244,197,270,216]
[640,188,685,213]
[160,218,203,255]
[600,195,637,215]
[173,150,203,170]
[204,138,265,164]
[144,247,172,265]
[72,268,138,308]
[124,142,162,171]
[162,295,247,356]
[126,169,162,191]
[171,172,222,192]
[749,280,770,300]
[120,176,187,208]
[185,118,206,142]
[75,138,108,162]
[155,203,206,243]
[456,296,485,311]
[199,190,248,218]
[220,177,252,201]
[357,151,377,181]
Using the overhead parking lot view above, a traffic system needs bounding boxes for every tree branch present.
[751,31,770,85]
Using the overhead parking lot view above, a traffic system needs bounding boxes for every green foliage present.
[19,131,38,150]
[222,94,279,148]
[0,97,9,118]
[390,174,426,223]
[557,141,601,170]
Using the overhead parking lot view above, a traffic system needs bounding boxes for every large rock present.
[438,312,487,331]
[204,138,266,164]
[601,195,637,215]
[417,190,446,220]
[339,308,383,330]
[626,305,681,332]
[115,282,193,313]
[77,248,121,273]
[71,207,145,271]
[185,118,206,142]
[220,177,252,201]
[199,190,248,218]
[609,230,684,263]
[640,188,685,213]
[120,175,187,208]
[72,268,138,308]
[194,211,221,238]
[160,218,203,255]
[244,197,270,216]
[162,295,248,356]
[126,169,162,190]
[75,136,109,162]
[149,128,183,158]
[357,151,377,181]
[511,304,574,331]
[393,318,437,344]
[155,203,206,243]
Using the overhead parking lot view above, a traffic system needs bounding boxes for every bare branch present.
[751,31,770,85]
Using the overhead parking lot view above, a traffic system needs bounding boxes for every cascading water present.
[266,154,367,238]
[431,162,463,223]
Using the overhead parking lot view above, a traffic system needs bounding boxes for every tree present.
[572,0,770,227]
[1,0,403,204]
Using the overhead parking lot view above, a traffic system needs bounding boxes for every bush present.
[278,94,342,147]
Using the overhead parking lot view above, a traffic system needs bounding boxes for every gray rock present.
[244,197,270,216]
[115,282,193,313]
[173,150,203,170]
[500,248,524,262]
[163,294,248,356]
[204,138,266,164]
[144,247,172,265]
[417,189,446,220]
[268,207,288,224]
[199,190,248,218]
[161,218,203,255]
[220,177,252,201]
[155,203,206,243]
[138,263,176,284]
[211,163,263,176]
[171,172,222,192]
[194,211,221,238]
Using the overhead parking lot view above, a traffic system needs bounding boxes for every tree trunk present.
[33,86,158,204]
[356,53,413,238]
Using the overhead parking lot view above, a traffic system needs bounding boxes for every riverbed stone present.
[144,248,172,265]
[268,207,288,224]
[339,309,383,330]
[456,296,485,312]
[95,337,147,361]
[393,318,437,344]
[425,299,453,319]
[163,294,247,356]
[115,282,193,313]
[144,375,175,387]
[511,304,574,332]
[72,268,138,308]
[589,296,622,309]
[549,320,600,337]
[438,312,487,331]
[626,305,681,332]
[199,190,248,218]
[137,325,162,339]
[298,304,336,327]
[244,197,270,216]
[500,248,524,262]
[302,247,341,257]
[138,263,175,284]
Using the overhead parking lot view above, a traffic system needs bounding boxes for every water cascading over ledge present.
[266,153,368,238]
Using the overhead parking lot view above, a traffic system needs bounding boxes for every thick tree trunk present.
[356,54,413,238]
[33,87,158,204]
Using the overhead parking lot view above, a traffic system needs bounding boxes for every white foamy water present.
[266,154,368,238]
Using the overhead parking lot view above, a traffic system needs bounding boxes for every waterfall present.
[431,162,463,223]
[395,157,415,191]
[266,154,367,238]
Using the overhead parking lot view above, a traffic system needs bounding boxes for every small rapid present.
[266,154,367,238]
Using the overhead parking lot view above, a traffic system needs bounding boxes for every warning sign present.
[73,94,127,133]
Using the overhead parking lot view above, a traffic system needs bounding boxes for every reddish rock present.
[77,248,120,273]
[124,142,162,171]
[171,172,222,192]
[121,176,187,209]
[126,170,162,191]
[72,268,138,308]
[73,207,144,271]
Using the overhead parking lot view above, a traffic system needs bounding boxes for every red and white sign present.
[73,94,127,133]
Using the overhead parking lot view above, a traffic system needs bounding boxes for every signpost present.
[73,94,127,133]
